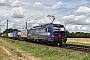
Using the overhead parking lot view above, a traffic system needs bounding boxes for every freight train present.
[1,23,67,45]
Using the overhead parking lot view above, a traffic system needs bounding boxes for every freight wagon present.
[18,29,28,41]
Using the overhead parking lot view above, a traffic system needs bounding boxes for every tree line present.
[3,28,18,33]
[66,30,90,38]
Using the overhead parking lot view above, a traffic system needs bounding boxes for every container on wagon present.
[13,31,18,39]
[8,33,13,38]
[18,32,21,36]
[19,29,28,41]
[21,29,28,38]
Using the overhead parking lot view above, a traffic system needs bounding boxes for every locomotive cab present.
[46,23,67,45]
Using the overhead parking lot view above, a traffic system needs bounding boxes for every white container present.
[18,32,21,36]
[8,33,13,37]
[21,30,28,38]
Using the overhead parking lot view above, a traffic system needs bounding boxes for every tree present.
[3,28,18,33]
[66,30,90,38]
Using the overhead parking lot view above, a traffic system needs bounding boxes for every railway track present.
[32,42,90,53]
[59,44,90,52]
[30,42,90,53]
[30,41,90,53]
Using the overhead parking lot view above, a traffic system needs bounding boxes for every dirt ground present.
[0,38,41,60]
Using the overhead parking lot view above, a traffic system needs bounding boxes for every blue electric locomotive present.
[28,23,67,45]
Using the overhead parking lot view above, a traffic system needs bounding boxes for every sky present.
[0,0,90,33]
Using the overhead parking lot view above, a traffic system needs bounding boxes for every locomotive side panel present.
[28,28,50,41]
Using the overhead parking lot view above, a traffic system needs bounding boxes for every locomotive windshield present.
[54,27,65,32]
[53,24,65,32]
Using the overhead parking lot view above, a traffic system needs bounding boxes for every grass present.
[6,46,22,57]
[67,42,90,46]
[0,40,11,60]
[0,48,11,60]
[0,37,22,59]
[1,37,90,60]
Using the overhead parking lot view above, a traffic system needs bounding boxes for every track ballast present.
[59,44,90,52]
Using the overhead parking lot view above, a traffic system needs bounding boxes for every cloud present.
[62,15,90,25]
[75,6,90,15]
[0,0,90,33]
[11,7,25,18]
[10,0,22,7]
[86,18,90,23]
[32,23,39,27]
[0,14,11,24]
[0,0,9,6]
[66,25,88,32]
[51,2,63,10]
[65,5,71,8]
[32,2,43,7]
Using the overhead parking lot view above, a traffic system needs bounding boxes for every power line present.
[54,2,90,15]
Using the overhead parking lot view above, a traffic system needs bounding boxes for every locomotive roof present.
[31,23,64,29]
[42,23,64,27]
[52,24,64,27]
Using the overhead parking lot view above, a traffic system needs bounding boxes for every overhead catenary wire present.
[56,2,90,15]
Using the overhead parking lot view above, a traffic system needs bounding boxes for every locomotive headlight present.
[65,35,66,37]
[52,34,54,37]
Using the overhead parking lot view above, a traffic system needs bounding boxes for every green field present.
[0,37,90,60]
